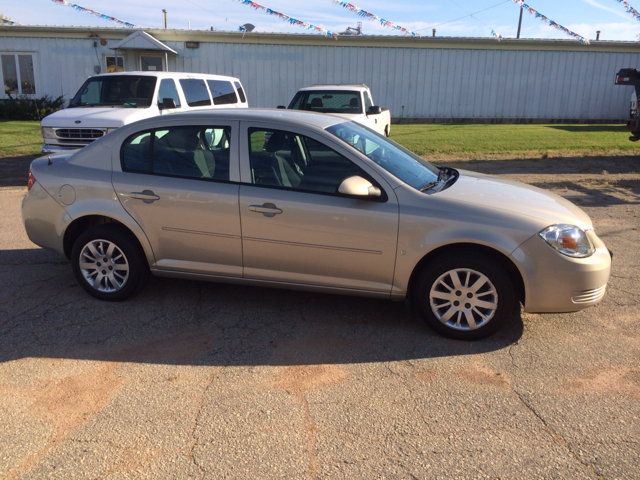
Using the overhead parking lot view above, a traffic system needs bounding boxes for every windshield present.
[289,90,362,114]
[326,122,440,190]
[69,75,157,108]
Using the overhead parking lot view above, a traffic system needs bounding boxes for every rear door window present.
[207,80,238,105]
[179,79,211,107]
[121,126,231,181]
[157,79,181,107]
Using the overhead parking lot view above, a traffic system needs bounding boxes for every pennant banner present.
[50,0,137,28]
[235,0,337,37]
[614,0,640,21]
[491,30,503,41]
[330,1,420,37]
[1,18,18,25]
[509,0,589,44]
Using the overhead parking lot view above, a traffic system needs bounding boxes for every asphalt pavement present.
[0,156,639,479]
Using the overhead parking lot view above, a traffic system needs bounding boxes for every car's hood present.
[41,106,154,128]
[439,169,593,229]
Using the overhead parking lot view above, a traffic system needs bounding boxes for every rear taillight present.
[27,168,36,191]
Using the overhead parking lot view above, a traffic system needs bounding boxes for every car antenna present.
[47,155,52,165]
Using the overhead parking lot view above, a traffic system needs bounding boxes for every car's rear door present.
[238,122,399,294]
[112,121,243,277]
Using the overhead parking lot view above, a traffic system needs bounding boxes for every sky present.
[2,0,640,42]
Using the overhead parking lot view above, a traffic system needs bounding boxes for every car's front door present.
[238,123,399,293]
[112,121,243,277]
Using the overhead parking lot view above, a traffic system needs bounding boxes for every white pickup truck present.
[41,72,248,153]
[283,85,391,137]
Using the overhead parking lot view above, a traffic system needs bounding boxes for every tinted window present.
[249,128,364,194]
[69,76,157,107]
[157,79,181,107]
[122,131,152,173]
[234,81,247,103]
[179,79,211,107]
[121,126,231,181]
[207,80,237,105]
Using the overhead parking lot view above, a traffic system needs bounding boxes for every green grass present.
[389,123,640,159]
[1,120,640,160]
[0,120,42,157]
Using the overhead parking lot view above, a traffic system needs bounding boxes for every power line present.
[416,0,510,32]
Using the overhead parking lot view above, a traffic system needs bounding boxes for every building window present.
[106,56,124,73]
[1,53,36,96]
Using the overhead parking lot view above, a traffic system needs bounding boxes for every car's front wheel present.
[415,253,517,340]
[71,225,148,301]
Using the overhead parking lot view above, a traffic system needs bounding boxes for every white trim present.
[111,30,177,54]
[0,51,38,98]
[138,53,165,72]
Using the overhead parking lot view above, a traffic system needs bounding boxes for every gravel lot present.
[0,154,639,479]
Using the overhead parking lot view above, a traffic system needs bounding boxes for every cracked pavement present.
[1,155,639,479]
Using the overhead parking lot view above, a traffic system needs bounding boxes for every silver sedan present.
[22,110,611,340]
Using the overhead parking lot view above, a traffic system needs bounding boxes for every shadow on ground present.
[545,125,628,133]
[0,154,39,187]
[0,249,524,367]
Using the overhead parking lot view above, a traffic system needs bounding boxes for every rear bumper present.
[21,182,69,257]
[510,231,611,313]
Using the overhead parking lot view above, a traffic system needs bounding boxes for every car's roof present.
[88,71,241,82]
[299,85,369,92]
[133,108,349,129]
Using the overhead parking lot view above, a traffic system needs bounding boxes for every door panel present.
[112,122,242,276]
[238,123,399,293]
[239,186,399,292]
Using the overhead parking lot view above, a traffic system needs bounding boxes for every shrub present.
[0,93,65,121]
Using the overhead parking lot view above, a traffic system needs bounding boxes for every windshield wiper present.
[420,167,457,193]
[420,168,446,192]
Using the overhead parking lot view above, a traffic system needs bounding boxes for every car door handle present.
[249,204,282,217]
[130,191,160,203]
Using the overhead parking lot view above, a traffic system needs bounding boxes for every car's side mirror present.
[338,176,381,197]
[277,105,286,109]
[158,98,178,110]
[367,106,382,115]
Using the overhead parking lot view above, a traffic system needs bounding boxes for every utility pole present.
[516,4,523,39]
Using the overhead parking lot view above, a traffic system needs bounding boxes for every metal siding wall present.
[3,36,639,120]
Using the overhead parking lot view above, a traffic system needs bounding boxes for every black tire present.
[384,126,390,137]
[414,252,517,340]
[71,225,149,301]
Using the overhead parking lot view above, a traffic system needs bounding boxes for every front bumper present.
[510,230,611,313]
[42,144,83,154]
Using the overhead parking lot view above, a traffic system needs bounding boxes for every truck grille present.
[55,128,105,140]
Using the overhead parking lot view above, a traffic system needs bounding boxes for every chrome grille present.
[55,128,105,140]
[572,285,606,304]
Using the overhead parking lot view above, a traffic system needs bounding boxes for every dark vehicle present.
[614,68,640,141]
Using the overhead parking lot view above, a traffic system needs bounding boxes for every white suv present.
[41,72,248,153]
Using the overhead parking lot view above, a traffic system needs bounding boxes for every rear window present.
[206,80,237,105]
[179,79,211,107]
[288,90,362,114]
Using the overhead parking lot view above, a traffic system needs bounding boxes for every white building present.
[1,25,639,122]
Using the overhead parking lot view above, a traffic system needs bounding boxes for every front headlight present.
[538,224,595,258]
[41,127,55,139]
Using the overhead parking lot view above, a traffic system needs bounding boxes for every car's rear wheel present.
[415,253,517,340]
[71,225,148,301]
